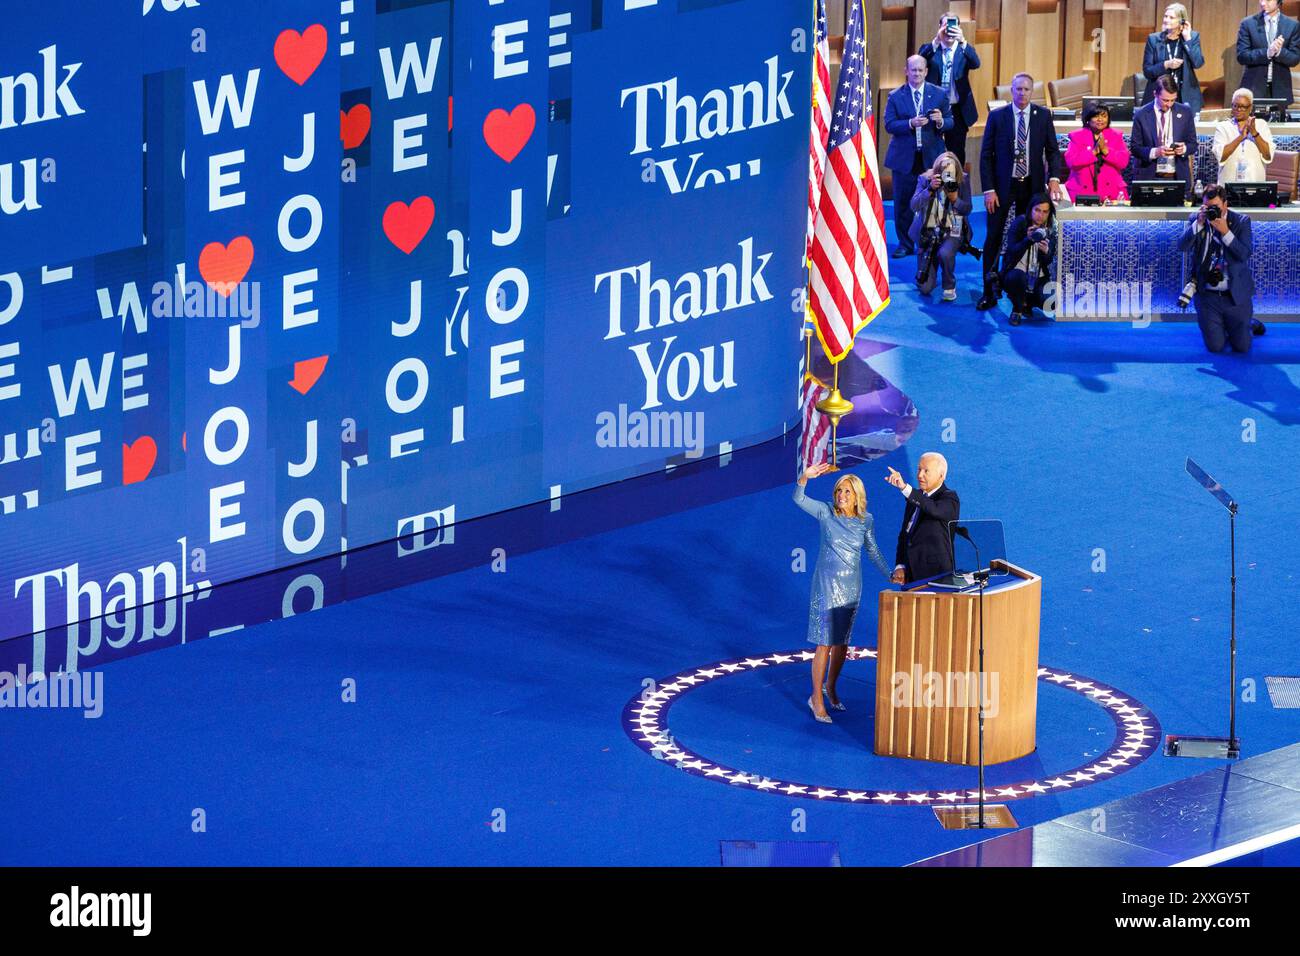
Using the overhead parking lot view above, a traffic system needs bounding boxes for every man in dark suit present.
[884,55,953,258]
[1237,0,1300,104]
[886,454,960,585]
[1141,4,1205,113]
[919,13,981,163]
[977,73,1065,311]
[1130,75,1198,197]
[1177,184,1257,354]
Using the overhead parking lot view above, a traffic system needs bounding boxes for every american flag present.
[798,372,832,471]
[807,0,890,363]
[806,0,831,259]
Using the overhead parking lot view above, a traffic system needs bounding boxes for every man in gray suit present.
[883,55,952,258]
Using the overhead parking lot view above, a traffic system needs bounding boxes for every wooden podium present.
[873,562,1041,766]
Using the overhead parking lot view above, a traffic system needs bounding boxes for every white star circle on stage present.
[622,648,1161,806]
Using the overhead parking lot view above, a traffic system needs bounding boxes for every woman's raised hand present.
[800,462,832,484]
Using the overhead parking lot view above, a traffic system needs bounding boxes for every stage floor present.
[1,210,1298,866]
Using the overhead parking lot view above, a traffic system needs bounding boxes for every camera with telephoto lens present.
[1178,279,1197,308]
[941,170,959,194]
[1205,204,1222,222]
[916,227,941,284]
[1028,226,1053,244]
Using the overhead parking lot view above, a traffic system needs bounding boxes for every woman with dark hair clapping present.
[1064,105,1130,202]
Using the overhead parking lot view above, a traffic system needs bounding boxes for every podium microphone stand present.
[1165,459,1242,760]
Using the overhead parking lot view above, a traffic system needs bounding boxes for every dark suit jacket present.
[1177,209,1254,307]
[883,82,953,173]
[895,484,960,583]
[999,213,1056,281]
[1129,101,1197,193]
[1141,30,1205,113]
[1237,12,1300,103]
[919,40,981,127]
[978,103,1064,201]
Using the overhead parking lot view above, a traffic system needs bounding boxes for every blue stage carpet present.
[2,207,1298,866]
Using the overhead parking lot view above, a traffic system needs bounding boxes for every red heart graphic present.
[199,236,254,296]
[289,355,329,395]
[274,24,327,86]
[123,436,157,486]
[382,197,435,254]
[483,103,535,163]
[340,103,371,149]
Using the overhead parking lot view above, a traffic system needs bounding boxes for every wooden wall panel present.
[998,0,1029,82]
[1098,5,1132,94]
[1131,0,1158,29]
[1025,10,1063,86]
[971,35,998,118]
[976,0,1003,30]
[1062,0,1092,77]
[915,0,951,42]
[877,19,912,88]
[1196,0,1256,99]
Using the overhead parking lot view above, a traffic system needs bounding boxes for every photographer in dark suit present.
[884,55,953,258]
[1142,4,1205,113]
[1237,0,1300,104]
[1177,184,1258,354]
[977,73,1066,311]
[886,454,960,585]
[1131,75,1198,197]
[919,12,981,163]
[1000,194,1056,327]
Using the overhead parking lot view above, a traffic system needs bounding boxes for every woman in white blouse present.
[1213,88,1274,184]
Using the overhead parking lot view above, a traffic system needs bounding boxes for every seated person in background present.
[1142,4,1205,114]
[1177,183,1260,351]
[908,151,973,301]
[1213,87,1274,184]
[1130,75,1197,198]
[999,194,1056,327]
[1064,104,1131,202]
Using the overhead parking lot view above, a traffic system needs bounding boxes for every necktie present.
[1267,17,1276,45]
[1013,110,1028,178]
[914,87,924,148]
[942,49,953,89]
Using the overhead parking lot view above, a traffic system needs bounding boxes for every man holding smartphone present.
[919,13,981,164]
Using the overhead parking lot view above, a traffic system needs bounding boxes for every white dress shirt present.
[1213,117,1274,183]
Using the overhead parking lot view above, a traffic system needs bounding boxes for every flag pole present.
[815,359,854,472]
[803,322,813,382]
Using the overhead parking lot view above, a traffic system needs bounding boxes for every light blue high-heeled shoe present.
[823,685,846,711]
[807,696,832,723]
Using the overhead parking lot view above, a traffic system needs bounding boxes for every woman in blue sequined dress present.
[794,463,892,723]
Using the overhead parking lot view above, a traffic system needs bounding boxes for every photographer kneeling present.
[998,193,1056,326]
[908,152,974,301]
[1176,184,1255,354]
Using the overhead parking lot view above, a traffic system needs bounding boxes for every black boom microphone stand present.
[1165,459,1242,760]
